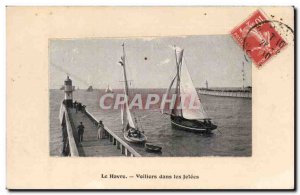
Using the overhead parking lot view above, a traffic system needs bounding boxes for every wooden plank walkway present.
[68,108,122,157]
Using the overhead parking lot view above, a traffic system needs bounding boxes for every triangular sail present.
[108,85,113,92]
[105,85,113,93]
[121,94,135,129]
[179,56,208,120]
[123,91,135,128]
[164,47,208,120]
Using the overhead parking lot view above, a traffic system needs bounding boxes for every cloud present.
[157,58,170,66]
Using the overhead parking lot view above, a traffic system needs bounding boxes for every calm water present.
[50,89,252,157]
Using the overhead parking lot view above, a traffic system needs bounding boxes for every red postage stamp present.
[231,10,287,67]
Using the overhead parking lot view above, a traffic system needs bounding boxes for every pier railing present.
[84,109,141,157]
[60,104,79,157]
[65,107,79,156]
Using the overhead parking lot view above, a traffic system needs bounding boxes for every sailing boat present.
[118,43,147,143]
[86,75,93,92]
[86,86,93,92]
[162,46,217,133]
[105,85,114,93]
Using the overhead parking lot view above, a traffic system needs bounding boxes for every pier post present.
[109,134,113,142]
[113,138,116,145]
[125,149,131,157]
[117,141,120,149]
[121,145,125,154]
[104,130,109,138]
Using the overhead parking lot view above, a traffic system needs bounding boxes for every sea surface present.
[50,89,252,157]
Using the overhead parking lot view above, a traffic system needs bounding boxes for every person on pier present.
[74,101,78,113]
[77,122,85,143]
[97,120,106,139]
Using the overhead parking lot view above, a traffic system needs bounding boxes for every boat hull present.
[123,132,147,143]
[171,115,217,133]
[145,143,162,153]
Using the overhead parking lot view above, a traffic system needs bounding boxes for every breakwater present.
[198,88,251,98]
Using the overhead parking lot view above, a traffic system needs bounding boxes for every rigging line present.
[51,63,89,86]
[137,116,144,132]
[173,46,180,115]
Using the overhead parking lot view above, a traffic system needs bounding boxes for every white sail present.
[105,85,113,93]
[179,56,208,120]
[124,93,135,128]
[108,85,113,92]
[121,95,136,129]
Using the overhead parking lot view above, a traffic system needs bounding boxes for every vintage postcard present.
[7,7,295,189]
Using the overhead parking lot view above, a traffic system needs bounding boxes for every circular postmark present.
[242,19,294,67]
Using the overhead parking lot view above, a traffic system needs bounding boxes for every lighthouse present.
[64,76,73,107]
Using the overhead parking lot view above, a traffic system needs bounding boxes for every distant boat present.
[105,85,114,93]
[119,43,147,143]
[86,85,93,92]
[162,47,217,133]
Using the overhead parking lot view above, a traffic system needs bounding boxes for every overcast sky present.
[49,35,251,89]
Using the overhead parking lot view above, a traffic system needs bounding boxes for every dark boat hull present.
[145,143,162,153]
[171,115,217,133]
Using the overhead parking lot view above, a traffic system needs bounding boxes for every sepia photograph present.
[49,35,252,157]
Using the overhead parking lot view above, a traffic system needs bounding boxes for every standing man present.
[77,122,85,143]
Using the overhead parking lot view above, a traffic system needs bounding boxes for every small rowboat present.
[124,129,147,143]
[145,143,162,153]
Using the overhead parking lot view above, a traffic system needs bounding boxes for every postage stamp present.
[231,10,287,67]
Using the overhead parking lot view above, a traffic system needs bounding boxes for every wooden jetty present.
[59,76,141,157]
[59,103,141,157]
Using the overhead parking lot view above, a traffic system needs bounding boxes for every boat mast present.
[121,43,130,96]
[120,43,138,130]
[173,46,182,116]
